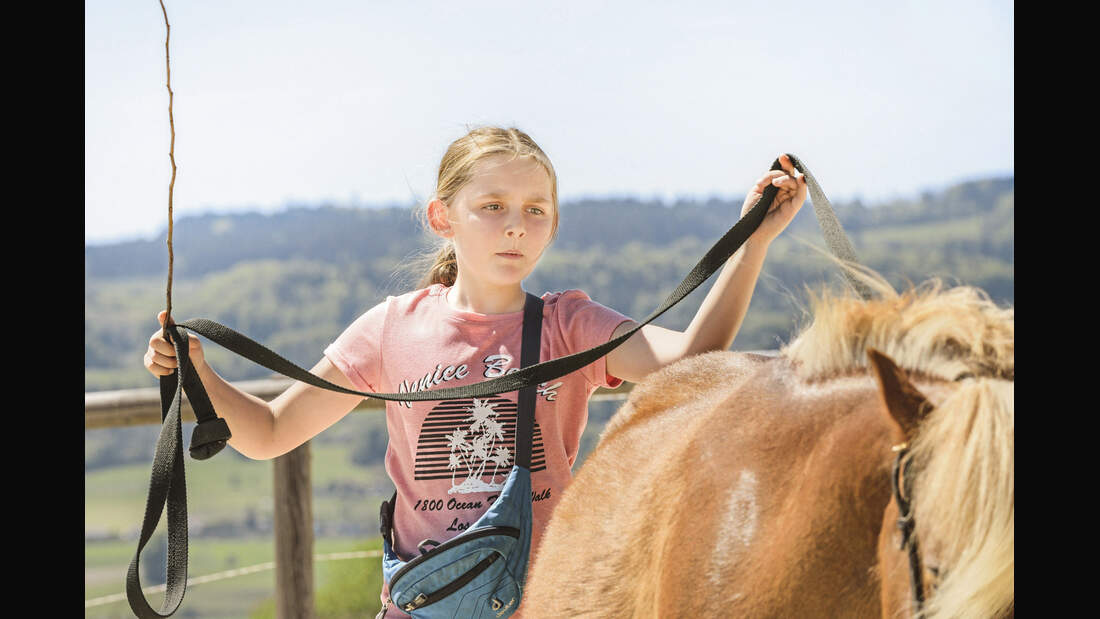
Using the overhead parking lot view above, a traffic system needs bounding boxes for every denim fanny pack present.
[375,292,543,618]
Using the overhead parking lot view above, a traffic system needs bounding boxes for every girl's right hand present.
[144,310,206,377]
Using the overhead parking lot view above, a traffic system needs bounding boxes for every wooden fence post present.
[274,440,315,619]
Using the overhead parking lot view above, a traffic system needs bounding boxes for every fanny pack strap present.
[128,154,869,618]
[515,293,544,469]
[379,293,542,565]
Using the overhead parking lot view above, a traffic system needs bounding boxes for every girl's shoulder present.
[540,289,630,333]
[540,288,599,309]
[384,283,448,313]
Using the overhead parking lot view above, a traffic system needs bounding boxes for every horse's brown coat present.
[524,275,1013,619]
[526,351,958,617]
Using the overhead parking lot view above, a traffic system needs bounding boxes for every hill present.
[85,176,1013,392]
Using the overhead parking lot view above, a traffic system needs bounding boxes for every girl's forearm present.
[682,239,769,355]
[192,361,277,460]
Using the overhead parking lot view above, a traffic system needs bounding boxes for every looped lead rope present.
[127,327,191,618]
[784,157,873,300]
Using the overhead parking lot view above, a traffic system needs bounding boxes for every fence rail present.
[83,377,634,429]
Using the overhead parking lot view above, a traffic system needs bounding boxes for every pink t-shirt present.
[323,283,631,617]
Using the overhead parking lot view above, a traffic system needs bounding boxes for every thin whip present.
[159,0,177,339]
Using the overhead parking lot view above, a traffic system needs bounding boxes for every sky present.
[85,0,1013,245]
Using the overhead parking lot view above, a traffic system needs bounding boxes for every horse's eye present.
[927,564,943,589]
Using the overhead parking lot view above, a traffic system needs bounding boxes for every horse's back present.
[526,351,774,617]
[526,352,892,617]
[602,350,775,440]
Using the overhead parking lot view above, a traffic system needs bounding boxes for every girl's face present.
[431,154,556,288]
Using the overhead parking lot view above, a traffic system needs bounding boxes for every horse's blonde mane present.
[910,378,1014,619]
[781,264,1013,382]
[782,263,1014,618]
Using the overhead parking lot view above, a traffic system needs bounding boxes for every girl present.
[143,126,807,617]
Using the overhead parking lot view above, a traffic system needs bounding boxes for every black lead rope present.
[126,154,869,618]
[126,329,192,618]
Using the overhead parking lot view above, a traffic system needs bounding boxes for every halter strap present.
[891,445,926,614]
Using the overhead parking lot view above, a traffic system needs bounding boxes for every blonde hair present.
[415,126,560,288]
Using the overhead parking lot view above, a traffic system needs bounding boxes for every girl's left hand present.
[739,153,808,246]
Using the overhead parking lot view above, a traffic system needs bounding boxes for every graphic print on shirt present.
[395,358,562,406]
[413,396,546,494]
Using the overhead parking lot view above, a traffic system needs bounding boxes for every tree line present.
[85,176,1013,393]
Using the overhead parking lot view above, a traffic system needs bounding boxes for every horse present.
[524,268,1013,618]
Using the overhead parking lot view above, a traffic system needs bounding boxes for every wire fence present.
[85,550,383,609]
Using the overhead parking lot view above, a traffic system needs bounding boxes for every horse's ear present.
[866,347,933,440]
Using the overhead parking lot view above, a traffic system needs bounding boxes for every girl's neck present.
[446,276,527,315]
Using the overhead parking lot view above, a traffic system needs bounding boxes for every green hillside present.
[85,177,1013,392]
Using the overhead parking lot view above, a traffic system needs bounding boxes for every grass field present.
[86,536,385,618]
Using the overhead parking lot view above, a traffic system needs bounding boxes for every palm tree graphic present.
[447,399,513,494]
[489,446,512,484]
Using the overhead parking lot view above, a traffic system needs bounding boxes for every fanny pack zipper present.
[389,525,520,589]
[402,552,502,612]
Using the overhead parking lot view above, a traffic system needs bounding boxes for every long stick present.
[159,0,177,339]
